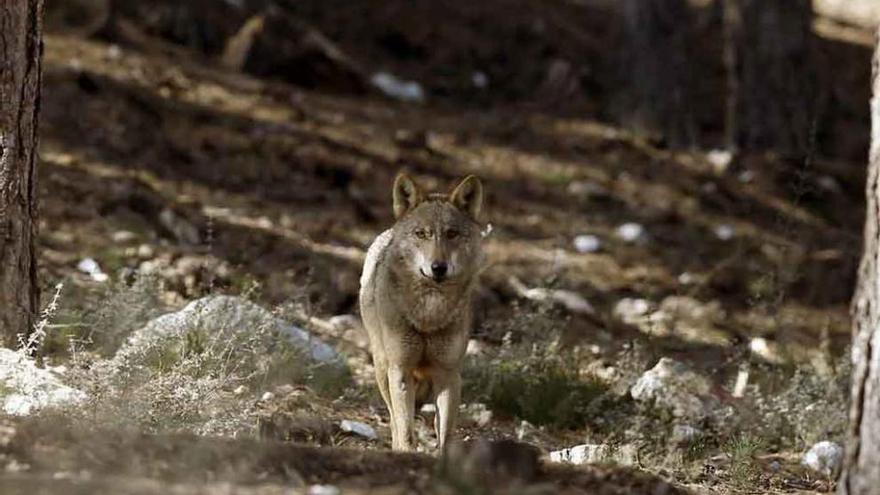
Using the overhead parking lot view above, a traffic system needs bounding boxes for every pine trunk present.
[724,0,816,154]
[0,1,44,348]
[839,27,880,495]
[620,0,695,148]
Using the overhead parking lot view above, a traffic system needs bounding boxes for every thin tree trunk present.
[839,27,880,495]
[620,0,695,149]
[724,0,816,155]
[0,1,44,348]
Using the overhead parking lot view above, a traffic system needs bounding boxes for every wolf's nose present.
[431,261,448,279]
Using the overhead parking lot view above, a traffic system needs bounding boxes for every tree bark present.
[839,27,880,495]
[0,1,44,348]
[620,0,695,149]
[723,0,816,155]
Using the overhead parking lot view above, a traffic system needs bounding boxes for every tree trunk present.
[0,1,44,348]
[839,27,880,495]
[620,0,695,149]
[723,0,816,155]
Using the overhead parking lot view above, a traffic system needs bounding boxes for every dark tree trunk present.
[840,27,880,495]
[0,1,44,348]
[620,0,695,149]
[723,0,816,155]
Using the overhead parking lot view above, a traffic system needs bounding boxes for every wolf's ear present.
[392,173,424,219]
[449,175,483,220]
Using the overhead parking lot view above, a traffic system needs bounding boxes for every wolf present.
[359,172,485,452]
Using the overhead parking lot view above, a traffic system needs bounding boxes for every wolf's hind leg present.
[373,361,393,441]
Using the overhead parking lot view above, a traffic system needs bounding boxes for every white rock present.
[817,175,842,194]
[567,180,609,198]
[631,358,715,418]
[371,72,425,103]
[749,337,787,364]
[707,149,733,174]
[76,257,108,282]
[573,234,602,253]
[613,298,652,323]
[112,296,341,369]
[328,314,360,331]
[738,169,755,183]
[261,392,275,402]
[549,444,637,466]
[714,224,735,241]
[616,223,646,243]
[111,230,137,243]
[802,441,843,477]
[472,71,489,88]
[137,244,156,259]
[671,424,700,446]
[308,485,341,495]
[511,277,595,315]
[516,420,538,441]
[0,349,86,416]
[460,403,493,427]
[465,339,486,356]
[233,385,247,396]
[340,420,377,440]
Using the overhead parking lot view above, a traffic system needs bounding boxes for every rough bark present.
[839,27,880,495]
[0,1,44,348]
[620,0,695,149]
[723,0,816,155]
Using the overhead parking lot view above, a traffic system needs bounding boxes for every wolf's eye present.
[446,229,460,240]
[413,229,430,240]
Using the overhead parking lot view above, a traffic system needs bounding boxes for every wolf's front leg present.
[388,365,416,451]
[433,370,461,451]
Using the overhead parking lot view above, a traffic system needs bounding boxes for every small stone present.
[567,180,609,198]
[549,443,638,466]
[671,424,700,446]
[613,298,652,324]
[714,225,735,241]
[630,358,715,419]
[466,339,486,356]
[233,385,247,396]
[339,420,377,440]
[472,71,489,88]
[76,257,108,282]
[749,337,787,364]
[460,403,493,427]
[616,223,646,243]
[738,170,755,183]
[817,175,841,194]
[136,244,155,259]
[706,149,733,175]
[328,314,359,331]
[111,230,137,243]
[308,485,341,495]
[516,420,538,441]
[261,392,275,402]
[802,441,843,477]
[573,234,602,253]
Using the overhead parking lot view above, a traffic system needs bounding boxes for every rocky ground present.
[1,0,875,493]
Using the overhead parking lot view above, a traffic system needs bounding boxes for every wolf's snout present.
[430,261,448,280]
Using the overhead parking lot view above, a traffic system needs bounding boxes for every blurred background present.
[12,0,880,492]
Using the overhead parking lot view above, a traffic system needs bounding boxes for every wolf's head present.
[390,173,485,286]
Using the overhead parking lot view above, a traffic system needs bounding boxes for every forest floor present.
[4,1,875,493]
